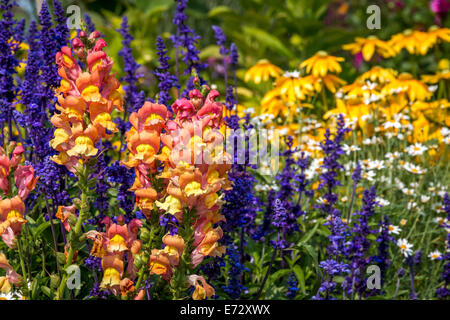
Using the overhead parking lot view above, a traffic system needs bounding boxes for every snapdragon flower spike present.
[188,274,215,300]
[50,32,123,172]
[0,253,22,293]
[156,89,232,269]
[149,233,185,281]
[85,216,142,296]
[122,102,171,215]
[0,143,38,248]
[123,87,231,299]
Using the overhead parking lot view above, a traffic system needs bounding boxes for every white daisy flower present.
[388,225,401,235]
[428,250,442,260]
[342,144,360,155]
[362,170,376,182]
[405,143,428,156]
[397,238,413,257]
[402,162,426,174]
[402,188,414,196]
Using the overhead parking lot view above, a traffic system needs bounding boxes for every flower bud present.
[56,252,67,265]
[141,253,149,265]
[134,255,143,269]
[140,228,150,243]
[88,31,101,40]
[50,274,60,289]
[117,215,125,226]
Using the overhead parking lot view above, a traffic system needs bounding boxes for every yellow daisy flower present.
[342,36,395,61]
[300,51,344,77]
[382,73,432,101]
[276,72,315,102]
[244,59,282,84]
[389,29,431,55]
[421,59,450,84]
[427,26,450,45]
[357,66,397,84]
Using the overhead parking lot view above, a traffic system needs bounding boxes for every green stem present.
[56,164,90,300]
[320,88,328,112]
[170,208,194,300]
[17,236,29,298]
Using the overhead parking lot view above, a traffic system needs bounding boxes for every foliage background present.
[14,0,449,109]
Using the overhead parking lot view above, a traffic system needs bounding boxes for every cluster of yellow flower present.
[244,26,450,152]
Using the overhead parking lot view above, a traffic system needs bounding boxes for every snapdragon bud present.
[72,38,85,60]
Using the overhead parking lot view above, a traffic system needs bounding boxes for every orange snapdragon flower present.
[122,102,171,216]
[51,31,123,172]
[0,196,27,248]
[0,253,22,294]
[86,216,142,295]
[188,275,215,300]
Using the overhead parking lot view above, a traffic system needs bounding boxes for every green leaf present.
[208,5,234,18]
[31,220,60,238]
[298,221,320,246]
[242,26,293,58]
[269,269,291,283]
[41,286,52,298]
[302,244,320,276]
[292,265,306,294]
[31,272,43,300]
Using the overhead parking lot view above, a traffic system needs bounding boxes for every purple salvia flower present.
[0,0,21,141]
[212,25,230,101]
[38,1,59,115]
[253,189,275,241]
[53,0,70,49]
[222,244,247,299]
[373,215,394,287]
[16,20,50,159]
[345,186,378,298]
[14,17,25,43]
[286,274,299,299]
[404,249,421,300]
[270,198,290,250]
[436,193,450,299]
[84,13,96,33]
[229,42,238,107]
[347,161,361,220]
[154,36,177,108]
[265,137,310,250]
[105,161,136,219]
[225,85,236,110]
[315,114,351,299]
[212,25,228,55]
[170,0,207,96]
[118,16,144,115]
